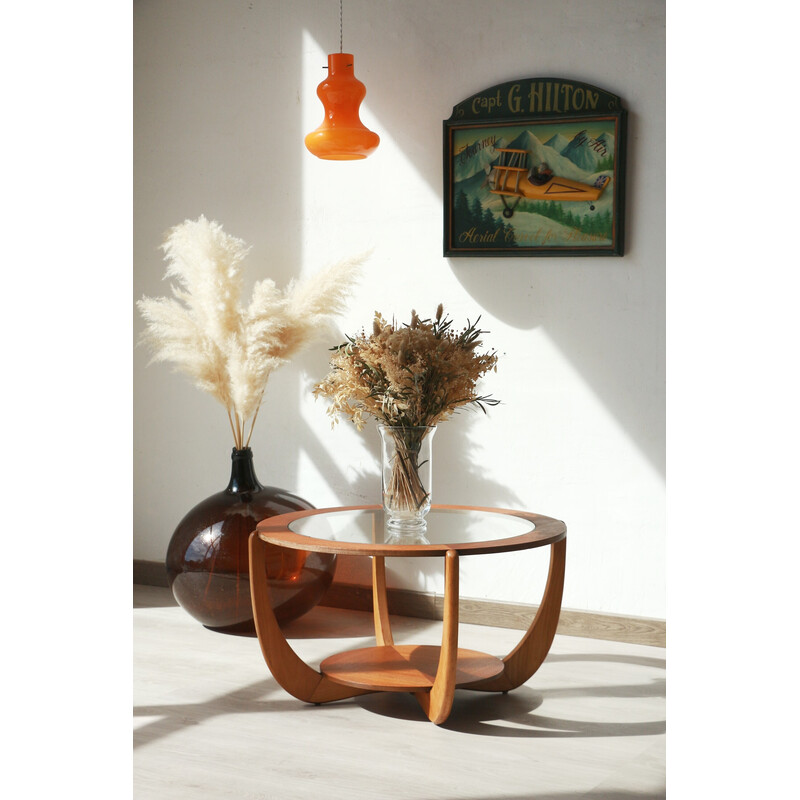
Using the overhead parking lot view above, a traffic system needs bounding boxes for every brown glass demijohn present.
[165,447,336,634]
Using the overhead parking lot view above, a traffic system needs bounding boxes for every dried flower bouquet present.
[138,215,365,449]
[313,305,499,519]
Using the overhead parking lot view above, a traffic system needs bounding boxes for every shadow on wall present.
[298,5,665,481]
[452,247,666,478]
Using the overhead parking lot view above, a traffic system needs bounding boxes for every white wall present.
[134,0,665,619]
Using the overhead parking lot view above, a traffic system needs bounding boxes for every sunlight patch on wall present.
[491,322,664,491]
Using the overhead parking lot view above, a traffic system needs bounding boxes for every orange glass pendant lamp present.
[304,52,380,160]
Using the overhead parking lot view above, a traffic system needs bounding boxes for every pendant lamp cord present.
[339,0,343,53]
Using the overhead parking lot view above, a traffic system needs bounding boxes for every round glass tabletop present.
[256,505,565,556]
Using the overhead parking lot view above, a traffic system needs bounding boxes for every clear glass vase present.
[378,425,436,537]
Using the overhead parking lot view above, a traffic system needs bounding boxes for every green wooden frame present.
[443,78,627,257]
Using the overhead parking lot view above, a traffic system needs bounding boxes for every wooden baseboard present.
[319,582,665,648]
[134,559,169,587]
[133,560,665,648]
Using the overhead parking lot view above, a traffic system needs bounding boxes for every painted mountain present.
[503,129,601,181]
[560,130,615,171]
[452,136,508,182]
[543,132,570,155]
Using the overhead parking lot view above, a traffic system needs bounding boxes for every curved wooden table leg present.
[248,533,372,705]
[466,537,566,693]
[372,556,393,646]
[415,550,459,724]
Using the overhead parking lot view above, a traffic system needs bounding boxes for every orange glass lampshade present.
[304,53,379,160]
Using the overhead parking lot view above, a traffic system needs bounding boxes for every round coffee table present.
[249,505,566,724]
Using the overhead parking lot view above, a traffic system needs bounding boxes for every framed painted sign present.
[443,78,626,257]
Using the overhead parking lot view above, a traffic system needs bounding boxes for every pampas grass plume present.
[138,215,367,448]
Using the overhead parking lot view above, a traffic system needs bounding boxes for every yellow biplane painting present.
[490,148,611,217]
[444,79,626,256]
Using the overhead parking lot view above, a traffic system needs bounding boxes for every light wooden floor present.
[134,585,665,799]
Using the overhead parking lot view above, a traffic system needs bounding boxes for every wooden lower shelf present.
[320,644,504,692]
